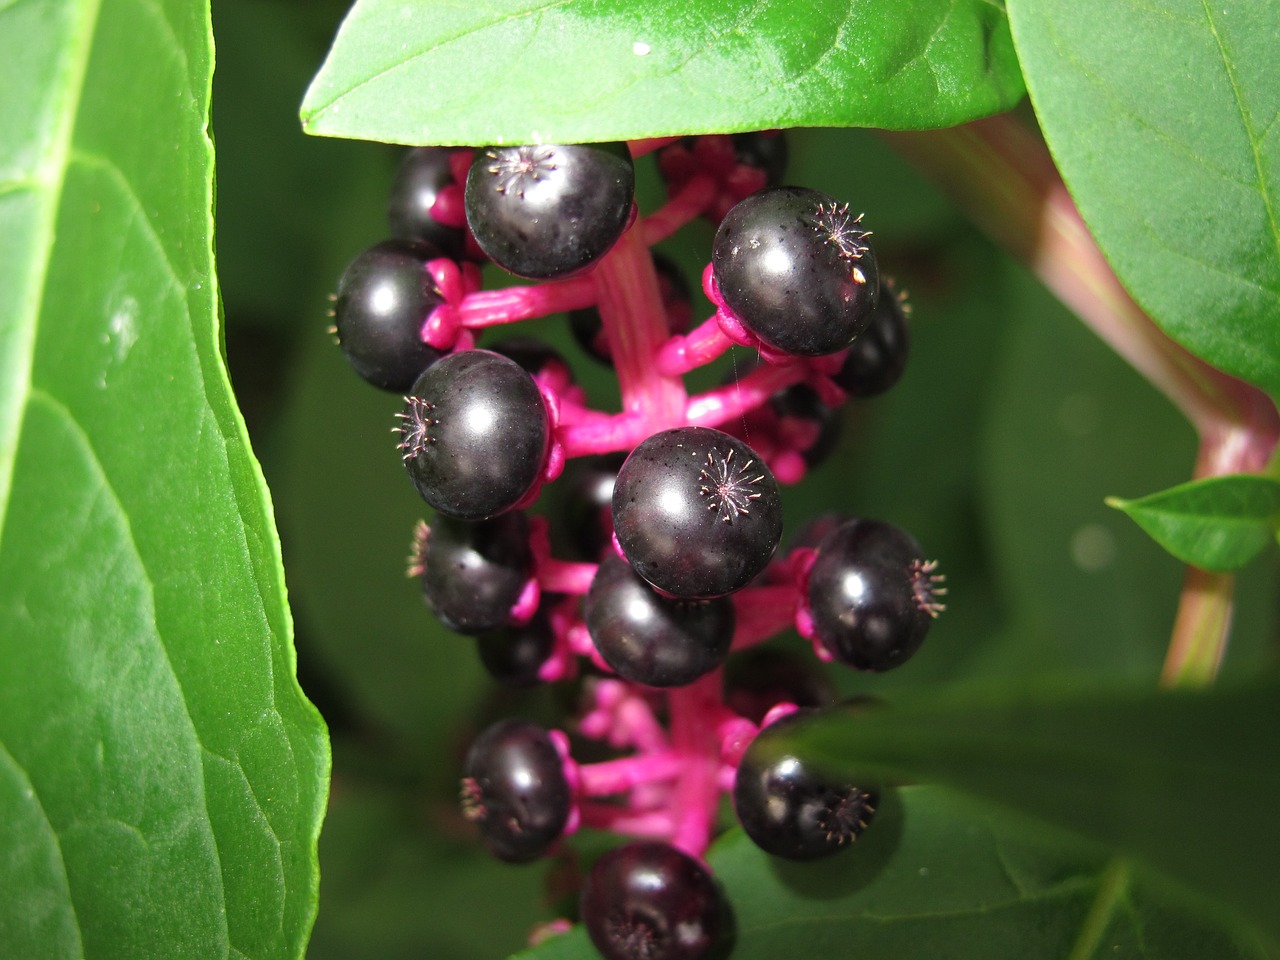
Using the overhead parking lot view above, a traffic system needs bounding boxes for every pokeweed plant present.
[1,3,1278,960]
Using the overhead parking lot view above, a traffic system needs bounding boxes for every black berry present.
[416,511,532,635]
[465,142,635,280]
[476,608,555,686]
[806,518,943,671]
[712,186,880,356]
[332,239,445,391]
[580,841,721,960]
[832,278,910,398]
[612,426,782,599]
[397,349,549,521]
[460,719,571,863]
[724,647,837,726]
[733,709,879,860]
[584,554,734,688]
[387,146,468,259]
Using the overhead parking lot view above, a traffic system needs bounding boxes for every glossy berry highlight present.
[733,709,879,860]
[460,719,572,863]
[465,142,635,280]
[612,426,783,599]
[713,186,879,356]
[580,841,722,960]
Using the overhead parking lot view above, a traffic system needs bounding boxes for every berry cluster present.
[330,133,942,960]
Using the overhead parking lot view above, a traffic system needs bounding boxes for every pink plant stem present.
[667,672,725,858]
[731,585,800,650]
[577,753,685,796]
[883,116,1280,688]
[640,174,718,246]
[558,411,648,458]
[658,315,734,375]
[578,804,676,837]
[685,362,809,428]
[454,276,597,326]
[538,558,598,595]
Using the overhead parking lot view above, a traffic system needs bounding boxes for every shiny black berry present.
[465,142,635,280]
[807,518,943,671]
[612,426,783,599]
[724,647,837,726]
[416,511,531,635]
[712,186,879,356]
[733,710,879,860]
[460,719,571,863]
[397,349,549,521]
[584,555,734,688]
[332,239,445,391]
[580,841,721,960]
[387,146,467,259]
[833,279,910,398]
[476,609,555,686]
[558,453,625,561]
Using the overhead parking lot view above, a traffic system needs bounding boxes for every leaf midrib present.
[0,0,104,554]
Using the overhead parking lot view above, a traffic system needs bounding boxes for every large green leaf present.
[515,788,1268,960]
[1007,0,1280,400]
[0,1,328,957]
[1108,474,1280,572]
[300,0,1025,146]
[791,677,1280,947]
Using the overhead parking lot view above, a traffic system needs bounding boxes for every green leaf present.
[1006,0,1280,400]
[789,678,1280,947]
[0,1,328,957]
[1107,474,1280,572]
[300,0,1025,146]
[515,788,1269,960]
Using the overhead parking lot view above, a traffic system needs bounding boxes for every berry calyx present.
[580,841,722,960]
[612,426,783,599]
[397,349,549,521]
[806,518,944,671]
[584,554,734,688]
[460,719,572,863]
[331,239,445,391]
[712,186,880,356]
[732,709,879,860]
[465,142,635,280]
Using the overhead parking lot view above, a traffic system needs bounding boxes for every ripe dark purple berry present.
[733,709,879,860]
[580,841,721,960]
[807,518,944,671]
[476,609,555,686]
[397,349,549,521]
[332,239,445,391]
[415,512,532,635]
[832,278,911,398]
[612,426,783,599]
[465,142,635,280]
[584,555,734,688]
[460,719,571,863]
[712,186,879,356]
[724,647,837,726]
[387,146,468,259]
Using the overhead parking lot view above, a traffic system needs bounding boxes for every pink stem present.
[558,411,649,458]
[640,174,718,246]
[731,585,801,650]
[657,315,734,375]
[578,804,676,837]
[577,753,684,796]
[453,276,597,326]
[538,558,598,595]
[667,672,724,858]
[685,362,808,428]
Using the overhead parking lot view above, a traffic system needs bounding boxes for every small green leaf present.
[0,1,328,957]
[513,788,1269,960]
[1107,474,1280,572]
[791,678,1280,946]
[300,0,1025,145]
[1007,0,1280,400]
